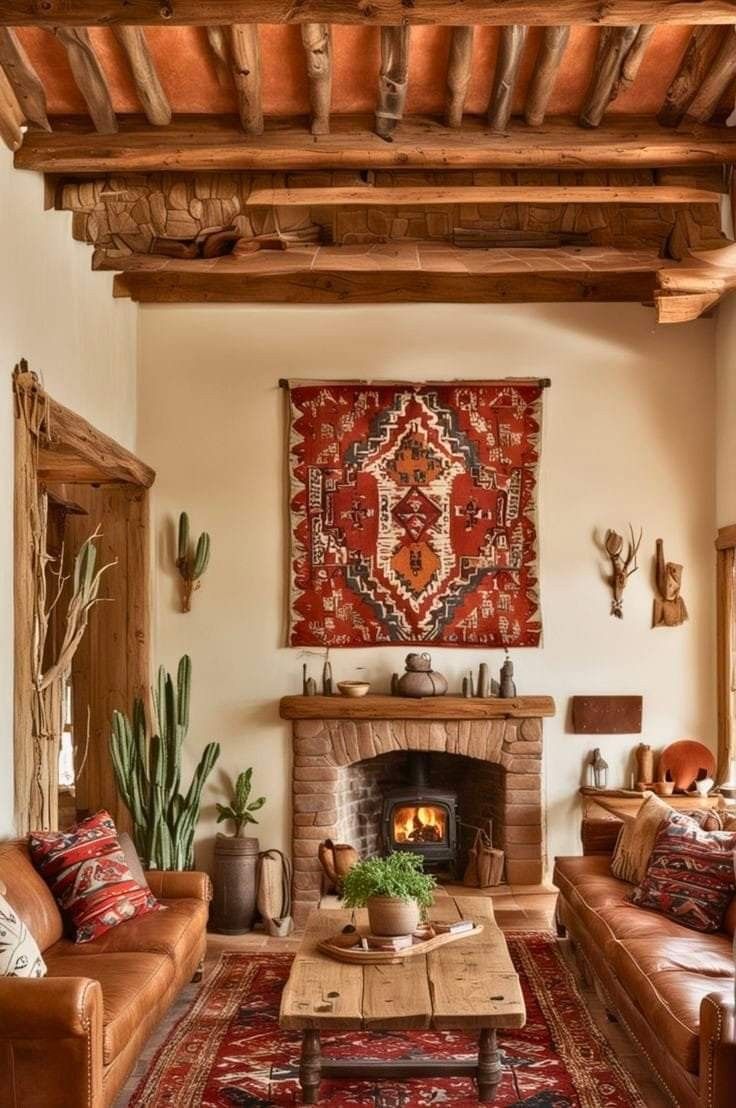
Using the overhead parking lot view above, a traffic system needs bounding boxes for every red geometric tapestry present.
[287,380,544,647]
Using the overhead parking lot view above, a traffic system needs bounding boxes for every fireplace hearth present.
[382,752,458,867]
[280,694,555,926]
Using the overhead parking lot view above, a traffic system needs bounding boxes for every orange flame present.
[393,804,447,844]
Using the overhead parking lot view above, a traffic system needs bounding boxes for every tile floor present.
[116,884,671,1107]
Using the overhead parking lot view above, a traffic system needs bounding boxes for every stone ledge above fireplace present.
[279,695,556,927]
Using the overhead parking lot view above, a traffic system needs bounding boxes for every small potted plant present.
[210,769,266,935]
[341,851,436,936]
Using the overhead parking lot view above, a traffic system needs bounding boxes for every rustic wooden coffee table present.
[280,894,525,1104]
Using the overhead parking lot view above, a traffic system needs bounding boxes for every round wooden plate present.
[657,740,715,792]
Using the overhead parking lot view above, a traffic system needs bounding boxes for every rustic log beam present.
[0,65,23,150]
[525,26,570,127]
[53,27,117,134]
[301,22,331,134]
[376,25,410,138]
[656,241,736,320]
[580,26,640,128]
[4,2,736,27]
[659,26,725,125]
[113,26,171,126]
[0,28,50,131]
[445,26,474,128]
[205,25,231,84]
[488,25,527,132]
[616,24,656,94]
[107,246,665,306]
[16,116,736,173]
[246,183,721,206]
[683,26,736,123]
[230,23,263,134]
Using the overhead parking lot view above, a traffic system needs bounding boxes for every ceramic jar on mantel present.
[396,653,448,698]
[210,834,259,934]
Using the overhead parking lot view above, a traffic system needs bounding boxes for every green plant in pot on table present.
[211,768,267,935]
[342,851,436,937]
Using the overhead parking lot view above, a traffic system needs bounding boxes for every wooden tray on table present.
[318,922,483,964]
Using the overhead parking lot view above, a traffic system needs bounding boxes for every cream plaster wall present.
[138,302,717,874]
[0,151,138,837]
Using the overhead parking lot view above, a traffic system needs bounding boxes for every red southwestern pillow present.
[630,811,736,933]
[29,810,161,944]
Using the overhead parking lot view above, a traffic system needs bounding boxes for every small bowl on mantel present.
[337,681,370,698]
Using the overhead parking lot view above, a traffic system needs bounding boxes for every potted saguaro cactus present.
[109,655,219,870]
[176,511,211,612]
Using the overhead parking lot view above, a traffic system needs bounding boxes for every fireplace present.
[280,694,555,926]
[381,752,458,866]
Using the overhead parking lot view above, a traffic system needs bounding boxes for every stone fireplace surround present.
[280,695,555,927]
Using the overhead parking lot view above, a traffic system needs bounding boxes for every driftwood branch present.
[376,25,410,139]
[525,26,570,127]
[301,22,331,135]
[445,26,473,128]
[488,24,527,133]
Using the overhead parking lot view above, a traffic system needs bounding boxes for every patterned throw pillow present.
[0,893,46,977]
[630,811,736,933]
[29,810,161,944]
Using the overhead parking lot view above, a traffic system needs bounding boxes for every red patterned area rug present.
[129,935,644,1108]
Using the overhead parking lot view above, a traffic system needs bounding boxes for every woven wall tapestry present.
[287,380,544,648]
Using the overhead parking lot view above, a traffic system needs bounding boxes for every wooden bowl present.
[337,681,370,698]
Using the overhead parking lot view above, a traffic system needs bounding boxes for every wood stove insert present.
[382,752,458,866]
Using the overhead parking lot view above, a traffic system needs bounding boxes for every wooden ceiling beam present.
[4,2,736,27]
[112,26,171,126]
[245,184,722,207]
[525,27,570,127]
[487,25,527,133]
[53,27,117,134]
[16,116,736,173]
[656,241,736,320]
[0,66,23,150]
[107,245,666,305]
[580,26,640,128]
[376,25,410,138]
[231,24,263,134]
[682,26,736,123]
[659,26,725,126]
[0,28,50,131]
[301,23,332,135]
[445,26,473,128]
[205,25,231,83]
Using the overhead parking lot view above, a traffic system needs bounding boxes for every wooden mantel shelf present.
[279,694,556,721]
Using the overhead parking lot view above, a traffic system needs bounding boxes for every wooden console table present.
[580,786,724,820]
[280,894,525,1104]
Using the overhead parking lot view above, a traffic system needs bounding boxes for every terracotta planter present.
[367,895,421,936]
[210,834,259,935]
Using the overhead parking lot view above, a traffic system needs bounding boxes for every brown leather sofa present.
[554,822,736,1108]
[0,840,210,1108]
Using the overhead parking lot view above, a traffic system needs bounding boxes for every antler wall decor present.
[603,525,642,619]
[653,538,688,627]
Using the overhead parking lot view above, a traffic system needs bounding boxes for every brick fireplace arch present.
[280,696,554,927]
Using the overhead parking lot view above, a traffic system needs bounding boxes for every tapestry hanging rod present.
[278,378,552,388]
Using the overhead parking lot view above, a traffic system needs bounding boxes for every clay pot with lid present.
[396,652,448,698]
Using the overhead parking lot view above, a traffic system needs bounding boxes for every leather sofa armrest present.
[146,869,212,902]
[700,990,736,1108]
[0,978,103,1108]
[0,976,102,1039]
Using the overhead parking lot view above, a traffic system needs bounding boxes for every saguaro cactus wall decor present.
[110,654,220,870]
[176,511,211,612]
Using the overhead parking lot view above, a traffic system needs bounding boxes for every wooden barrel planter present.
[210,834,260,934]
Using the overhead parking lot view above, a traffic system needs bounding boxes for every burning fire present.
[393,804,447,845]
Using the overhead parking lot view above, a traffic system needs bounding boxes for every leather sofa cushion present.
[44,950,174,1065]
[567,880,704,948]
[0,842,62,952]
[608,937,735,1075]
[46,897,207,962]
